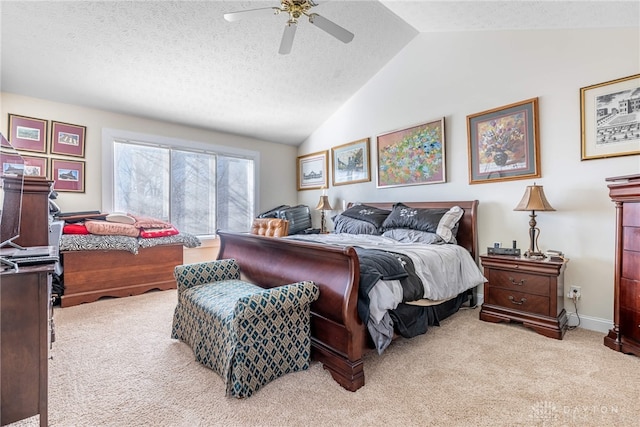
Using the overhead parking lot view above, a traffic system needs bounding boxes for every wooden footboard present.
[61,243,183,307]
[216,231,366,391]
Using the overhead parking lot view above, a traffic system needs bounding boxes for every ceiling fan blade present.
[224,7,280,22]
[279,23,297,55]
[308,13,354,44]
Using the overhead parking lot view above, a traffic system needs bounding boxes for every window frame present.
[102,128,260,238]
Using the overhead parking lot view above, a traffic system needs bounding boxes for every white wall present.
[298,28,640,332]
[0,92,299,214]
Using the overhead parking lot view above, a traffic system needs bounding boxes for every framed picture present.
[22,155,49,178]
[0,152,47,178]
[51,121,86,157]
[331,138,371,186]
[297,150,328,191]
[467,98,540,184]
[0,152,25,175]
[580,74,640,160]
[7,114,48,153]
[376,118,446,188]
[51,158,85,192]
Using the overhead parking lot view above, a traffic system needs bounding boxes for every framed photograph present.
[331,138,371,186]
[376,118,446,188]
[51,121,86,157]
[0,153,47,178]
[7,114,48,153]
[51,158,85,192]
[297,150,328,191]
[580,74,640,160]
[22,155,49,178]
[0,152,25,175]
[467,98,540,184]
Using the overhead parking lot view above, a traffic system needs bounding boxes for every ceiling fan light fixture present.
[224,0,354,53]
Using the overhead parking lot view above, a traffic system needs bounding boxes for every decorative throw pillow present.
[340,204,390,231]
[85,220,141,237]
[131,214,173,229]
[436,206,463,243]
[63,223,90,235]
[381,203,450,233]
[332,214,380,235]
[381,203,463,243]
[139,226,180,238]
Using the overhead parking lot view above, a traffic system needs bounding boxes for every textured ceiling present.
[1,1,638,146]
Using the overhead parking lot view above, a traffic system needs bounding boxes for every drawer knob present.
[508,296,527,305]
[509,277,526,286]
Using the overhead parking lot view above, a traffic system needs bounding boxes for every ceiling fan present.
[224,0,355,55]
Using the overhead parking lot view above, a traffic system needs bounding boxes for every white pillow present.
[436,206,463,243]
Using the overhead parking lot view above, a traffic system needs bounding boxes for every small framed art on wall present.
[331,138,371,186]
[51,121,86,157]
[297,150,328,191]
[51,158,85,192]
[7,114,48,153]
[580,74,640,160]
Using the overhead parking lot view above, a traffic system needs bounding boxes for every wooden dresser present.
[479,254,568,339]
[1,263,54,427]
[604,174,640,357]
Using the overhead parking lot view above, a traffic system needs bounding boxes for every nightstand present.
[479,254,569,339]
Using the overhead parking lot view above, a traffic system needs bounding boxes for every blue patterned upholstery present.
[171,259,319,398]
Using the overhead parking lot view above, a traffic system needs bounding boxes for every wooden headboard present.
[346,200,479,262]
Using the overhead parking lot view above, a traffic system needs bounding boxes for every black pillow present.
[381,203,450,233]
[340,204,390,230]
[332,214,380,235]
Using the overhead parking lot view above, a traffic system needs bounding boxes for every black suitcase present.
[257,204,317,235]
[277,205,312,235]
[258,205,290,219]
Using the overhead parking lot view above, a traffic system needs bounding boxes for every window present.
[102,129,258,236]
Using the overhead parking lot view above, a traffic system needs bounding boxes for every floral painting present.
[376,118,446,188]
[467,98,540,184]
[477,112,527,170]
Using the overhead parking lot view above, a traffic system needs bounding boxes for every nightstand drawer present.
[487,287,550,316]
[486,269,550,296]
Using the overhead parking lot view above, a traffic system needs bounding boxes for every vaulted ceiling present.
[1,1,637,146]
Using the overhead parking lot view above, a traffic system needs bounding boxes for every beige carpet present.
[10,289,640,427]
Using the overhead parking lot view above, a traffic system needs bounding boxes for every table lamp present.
[513,183,555,258]
[315,195,333,234]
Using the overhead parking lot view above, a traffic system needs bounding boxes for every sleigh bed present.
[216,200,483,392]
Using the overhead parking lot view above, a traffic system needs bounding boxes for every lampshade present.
[315,195,333,211]
[513,183,555,212]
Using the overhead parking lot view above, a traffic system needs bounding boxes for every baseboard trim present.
[474,291,612,334]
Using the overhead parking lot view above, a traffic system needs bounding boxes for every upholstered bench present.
[171,259,319,398]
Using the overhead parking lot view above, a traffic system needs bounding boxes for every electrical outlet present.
[567,285,581,300]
